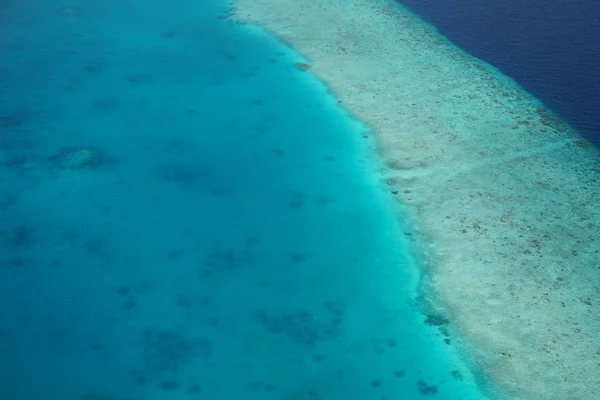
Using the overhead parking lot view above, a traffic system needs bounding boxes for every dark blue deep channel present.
[399,0,600,145]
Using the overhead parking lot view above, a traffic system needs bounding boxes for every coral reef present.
[256,300,345,347]
[139,329,209,372]
[50,147,109,169]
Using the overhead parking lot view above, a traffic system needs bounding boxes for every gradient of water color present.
[398,0,600,145]
[0,0,489,399]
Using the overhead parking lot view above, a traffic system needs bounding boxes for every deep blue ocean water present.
[399,0,600,145]
[0,1,488,399]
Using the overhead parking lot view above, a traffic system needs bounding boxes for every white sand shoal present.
[232,1,600,399]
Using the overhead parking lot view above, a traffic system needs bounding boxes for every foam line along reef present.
[232,0,600,399]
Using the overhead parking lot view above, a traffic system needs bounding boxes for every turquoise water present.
[0,1,488,399]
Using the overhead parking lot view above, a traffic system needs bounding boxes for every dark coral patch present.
[140,329,210,372]
[0,112,29,129]
[393,370,405,378]
[92,97,118,112]
[424,313,450,326]
[245,236,259,246]
[116,286,130,295]
[83,64,103,73]
[295,62,311,71]
[4,225,35,248]
[417,380,439,396]
[123,300,137,311]
[370,379,382,387]
[290,253,306,263]
[126,73,152,83]
[50,147,110,169]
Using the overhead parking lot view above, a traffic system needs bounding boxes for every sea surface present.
[0,0,488,399]
[398,0,600,145]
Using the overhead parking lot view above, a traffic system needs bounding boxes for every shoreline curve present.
[231,1,600,399]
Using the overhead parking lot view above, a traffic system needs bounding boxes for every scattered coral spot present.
[50,147,109,169]
[295,62,311,71]
[417,380,439,396]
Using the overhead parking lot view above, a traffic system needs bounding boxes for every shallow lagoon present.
[0,0,489,399]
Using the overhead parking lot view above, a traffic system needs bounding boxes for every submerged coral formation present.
[50,147,109,169]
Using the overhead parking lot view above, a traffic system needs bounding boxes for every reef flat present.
[233,1,600,399]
